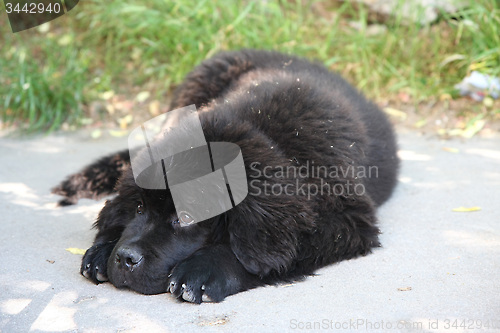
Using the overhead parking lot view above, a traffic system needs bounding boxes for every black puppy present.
[53,49,399,303]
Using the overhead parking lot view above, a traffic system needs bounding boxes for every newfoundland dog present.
[53,49,399,303]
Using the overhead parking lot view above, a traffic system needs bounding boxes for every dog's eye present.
[136,202,144,215]
[178,211,195,226]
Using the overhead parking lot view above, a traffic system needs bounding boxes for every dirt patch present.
[381,96,500,139]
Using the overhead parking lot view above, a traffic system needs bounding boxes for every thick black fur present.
[52,150,130,206]
[53,49,399,303]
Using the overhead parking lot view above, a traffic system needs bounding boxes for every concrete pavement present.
[0,128,499,332]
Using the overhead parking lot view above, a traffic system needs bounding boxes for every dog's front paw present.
[81,242,116,284]
[167,245,259,304]
[167,259,218,304]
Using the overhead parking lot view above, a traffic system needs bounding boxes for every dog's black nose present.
[115,246,144,271]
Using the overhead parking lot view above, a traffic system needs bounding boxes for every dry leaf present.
[136,91,151,103]
[119,115,134,129]
[37,22,51,33]
[90,129,102,139]
[439,93,452,101]
[149,100,161,116]
[442,147,459,153]
[483,97,494,108]
[438,119,485,138]
[383,107,407,120]
[440,54,466,67]
[106,104,115,115]
[58,34,73,46]
[66,248,86,255]
[80,118,94,125]
[414,119,427,128]
[462,119,485,138]
[109,129,128,137]
[452,206,481,212]
[99,91,115,100]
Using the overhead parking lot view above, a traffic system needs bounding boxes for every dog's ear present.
[93,198,127,231]
[227,184,317,277]
[227,172,381,277]
[92,171,139,235]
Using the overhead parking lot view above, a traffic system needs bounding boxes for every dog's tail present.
[52,149,130,206]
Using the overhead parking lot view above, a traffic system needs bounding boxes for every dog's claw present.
[168,281,175,293]
[96,273,108,282]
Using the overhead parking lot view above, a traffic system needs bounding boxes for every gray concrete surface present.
[0,128,499,332]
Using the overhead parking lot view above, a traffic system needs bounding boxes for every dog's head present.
[99,168,215,295]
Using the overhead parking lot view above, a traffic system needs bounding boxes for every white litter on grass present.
[455,71,500,101]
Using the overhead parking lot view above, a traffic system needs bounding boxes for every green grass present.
[1,39,90,131]
[0,0,499,131]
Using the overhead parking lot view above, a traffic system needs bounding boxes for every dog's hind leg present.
[52,149,130,206]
